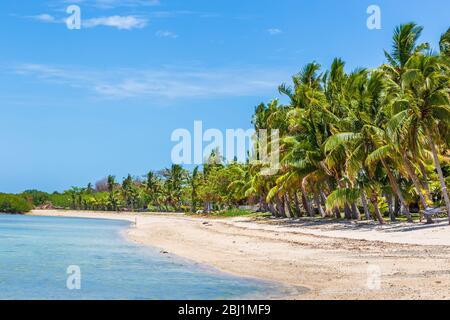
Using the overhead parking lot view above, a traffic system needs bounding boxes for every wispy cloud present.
[155,30,178,38]
[12,63,288,100]
[148,10,219,19]
[27,13,147,30]
[58,0,160,9]
[83,15,147,29]
[267,28,283,35]
[32,14,59,23]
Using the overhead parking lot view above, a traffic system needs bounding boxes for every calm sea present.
[0,214,293,300]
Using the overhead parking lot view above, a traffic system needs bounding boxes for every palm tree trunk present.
[275,195,287,218]
[301,188,314,217]
[258,195,263,212]
[361,191,371,220]
[320,190,332,217]
[394,196,401,216]
[336,180,352,219]
[320,190,327,205]
[402,153,430,208]
[426,129,450,224]
[401,153,433,224]
[326,180,341,218]
[385,193,396,221]
[268,202,278,217]
[285,194,294,218]
[261,192,270,212]
[419,162,432,197]
[313,191,326,218]
[333,207,342,219]
[351,202,361,220]
[370,193,385,225]
[191,197,196,213]
[386,193,394,216]
[381,158,413,222]
[343,203,352,220]
[294,192,302,217]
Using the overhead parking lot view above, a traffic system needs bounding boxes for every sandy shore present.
[29,210,450,300]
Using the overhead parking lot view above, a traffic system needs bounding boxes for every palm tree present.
[107,175,118,211]
[187,167,201,212]
[146,171,163,211]
[397,53,450,222]
[163,164,186,211]
[383,23,428,77]
[122,174,139,211]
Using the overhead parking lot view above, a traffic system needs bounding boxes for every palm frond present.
[325,188,361,210]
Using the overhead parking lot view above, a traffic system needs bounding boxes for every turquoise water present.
[0,214,289,300]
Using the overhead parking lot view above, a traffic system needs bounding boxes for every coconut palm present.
[393,52,450,222]
[107,175,118,211]
[162,164,187,211]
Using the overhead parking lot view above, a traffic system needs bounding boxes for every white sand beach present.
[30,210,450,300]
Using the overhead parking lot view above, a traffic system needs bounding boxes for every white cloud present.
[267,28,283,35]
[33,14,58,23]
[58,0,160,9]
[83,15,147,30]
[155,30,178,38]
[26,12,148,30]
[12,63,288,100]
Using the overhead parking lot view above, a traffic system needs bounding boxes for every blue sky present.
[0,0,449,193]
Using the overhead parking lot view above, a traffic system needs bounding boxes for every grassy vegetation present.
[0,194,33,214]
[211,209,255,217]
[186,209,272,219]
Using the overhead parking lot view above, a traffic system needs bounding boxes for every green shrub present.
[20,190,50,206]
[0,194,34,213]
[48,192,73,209]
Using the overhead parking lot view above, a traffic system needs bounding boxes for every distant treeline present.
[3,162,252,214]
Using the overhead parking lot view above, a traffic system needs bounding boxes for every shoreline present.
[28,210,450,300]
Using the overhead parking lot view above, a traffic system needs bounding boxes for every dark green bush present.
[0,194,33,213]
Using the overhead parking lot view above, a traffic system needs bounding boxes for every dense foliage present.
[5,23,450,224]
[0,194,33,213]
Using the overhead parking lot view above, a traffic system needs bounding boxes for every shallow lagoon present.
[0,214,291,300]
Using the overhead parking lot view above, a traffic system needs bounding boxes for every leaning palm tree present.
[397,53,450,222]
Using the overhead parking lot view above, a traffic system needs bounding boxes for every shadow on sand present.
[250,216,450,235]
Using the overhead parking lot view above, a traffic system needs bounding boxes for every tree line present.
[4,23,450,224]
